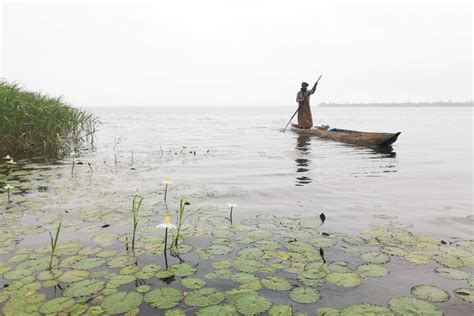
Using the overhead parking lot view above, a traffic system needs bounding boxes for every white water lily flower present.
[156,215,177,230]
[4,184,14,190]
[226,201,237,208]
[3,155,12,160]
[162,176,173,185]
[6,159,16,165]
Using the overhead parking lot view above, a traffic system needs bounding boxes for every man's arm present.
[296,92,305,103]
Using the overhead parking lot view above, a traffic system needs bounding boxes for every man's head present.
[301,82,309,91]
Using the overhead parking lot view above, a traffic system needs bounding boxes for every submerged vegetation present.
[0,81,100,158]
[0,133,472,315]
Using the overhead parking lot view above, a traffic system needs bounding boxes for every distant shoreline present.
[319,102,473,107]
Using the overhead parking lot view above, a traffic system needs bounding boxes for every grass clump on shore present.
[0,81,100,158]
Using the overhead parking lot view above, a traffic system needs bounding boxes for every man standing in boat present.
[294,81,318,129]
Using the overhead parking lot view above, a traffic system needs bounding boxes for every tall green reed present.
[174,199,190,247]
[0,81,100,158]
[49,219,62,270]
[131,195,144,251]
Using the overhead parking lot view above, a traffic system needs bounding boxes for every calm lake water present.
[90,106,473,239]
[1,105,472,315]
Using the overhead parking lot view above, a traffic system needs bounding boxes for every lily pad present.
[341,303,393,315]
[196,304,238,316]
[360,251,389,264]
[181,278,206,289]
[64,280,105,298]
[232,259,263,273]
[410,285,450,303]
[137,285,151,293]
[381,246,408,257]
[356,264,390,278]
[435,267,470,280]
[3,269,32,280]
[432,254,463,268]
[231,273,258,284]
[212,260,232,270]
[101,292,143,314]
[326,272,362,288]
[170,263,197,277]
[405,251,432,264]
[71,257,106,270]
[453,288,474,303]
[288,287,320,304]
[234,293,272,315]
[184,288,225,307]
[145,287,182,309]
[388,297,442,316]
[269,305,294,316]
[58,270,90,283]
[39,297,75,314]
[106,274,136,288]
[261,276,292,291]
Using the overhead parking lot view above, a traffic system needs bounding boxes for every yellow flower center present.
[164,215,171,224]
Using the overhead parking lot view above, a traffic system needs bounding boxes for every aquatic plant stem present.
[230,206,233,225]
[71,158,75,177]
[164,184,168,202]
[49,219,62,270]
[164,227,169,269]
[7,188,11,203]
[131,196,144,251]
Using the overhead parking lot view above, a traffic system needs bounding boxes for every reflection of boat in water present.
[291,126,401,147]
[295,134,312,186]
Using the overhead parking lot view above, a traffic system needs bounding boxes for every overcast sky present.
[1,0,472,107]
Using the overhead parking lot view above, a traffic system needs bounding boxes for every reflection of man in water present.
[294,81,317,129]
[295,134,312,186]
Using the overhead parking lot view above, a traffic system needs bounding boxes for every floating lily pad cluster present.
[0,162,473,315]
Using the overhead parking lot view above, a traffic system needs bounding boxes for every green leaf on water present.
[432,254,463,268]
[435,267,470,280]
[36,269,62,281]
[360,251,389,264]
[64,279,105,298]
[144,287,182,309]
[326,272,362,288]
[156,270,175,279]
[268,304,294,316]
[341,303,393,315]
[288,287,321,304]
[238,247,264,259]
[405,251,432,264]
[453,288,474,303]
[388,297,442,316]
[136,285,151,293]
[410,285,450,303]
[58,270,90,283]
[3,269,32,280]
[232,259,263,273]
[196,304,238,316]
[181,277,206,289]
[356,264,390,278]
[170,263,197,277]
[381,246,408,257]
[212,260,232,270]
[233,293,272,315]
[184,288,225,307]
[106,274,136,288]
[231,273,258,284]
[101,291,143,314]
[39,297,75,314]
[261,276,291,291]
[71,257,106,270]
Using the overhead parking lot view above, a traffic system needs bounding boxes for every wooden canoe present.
[291,126,401,147]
